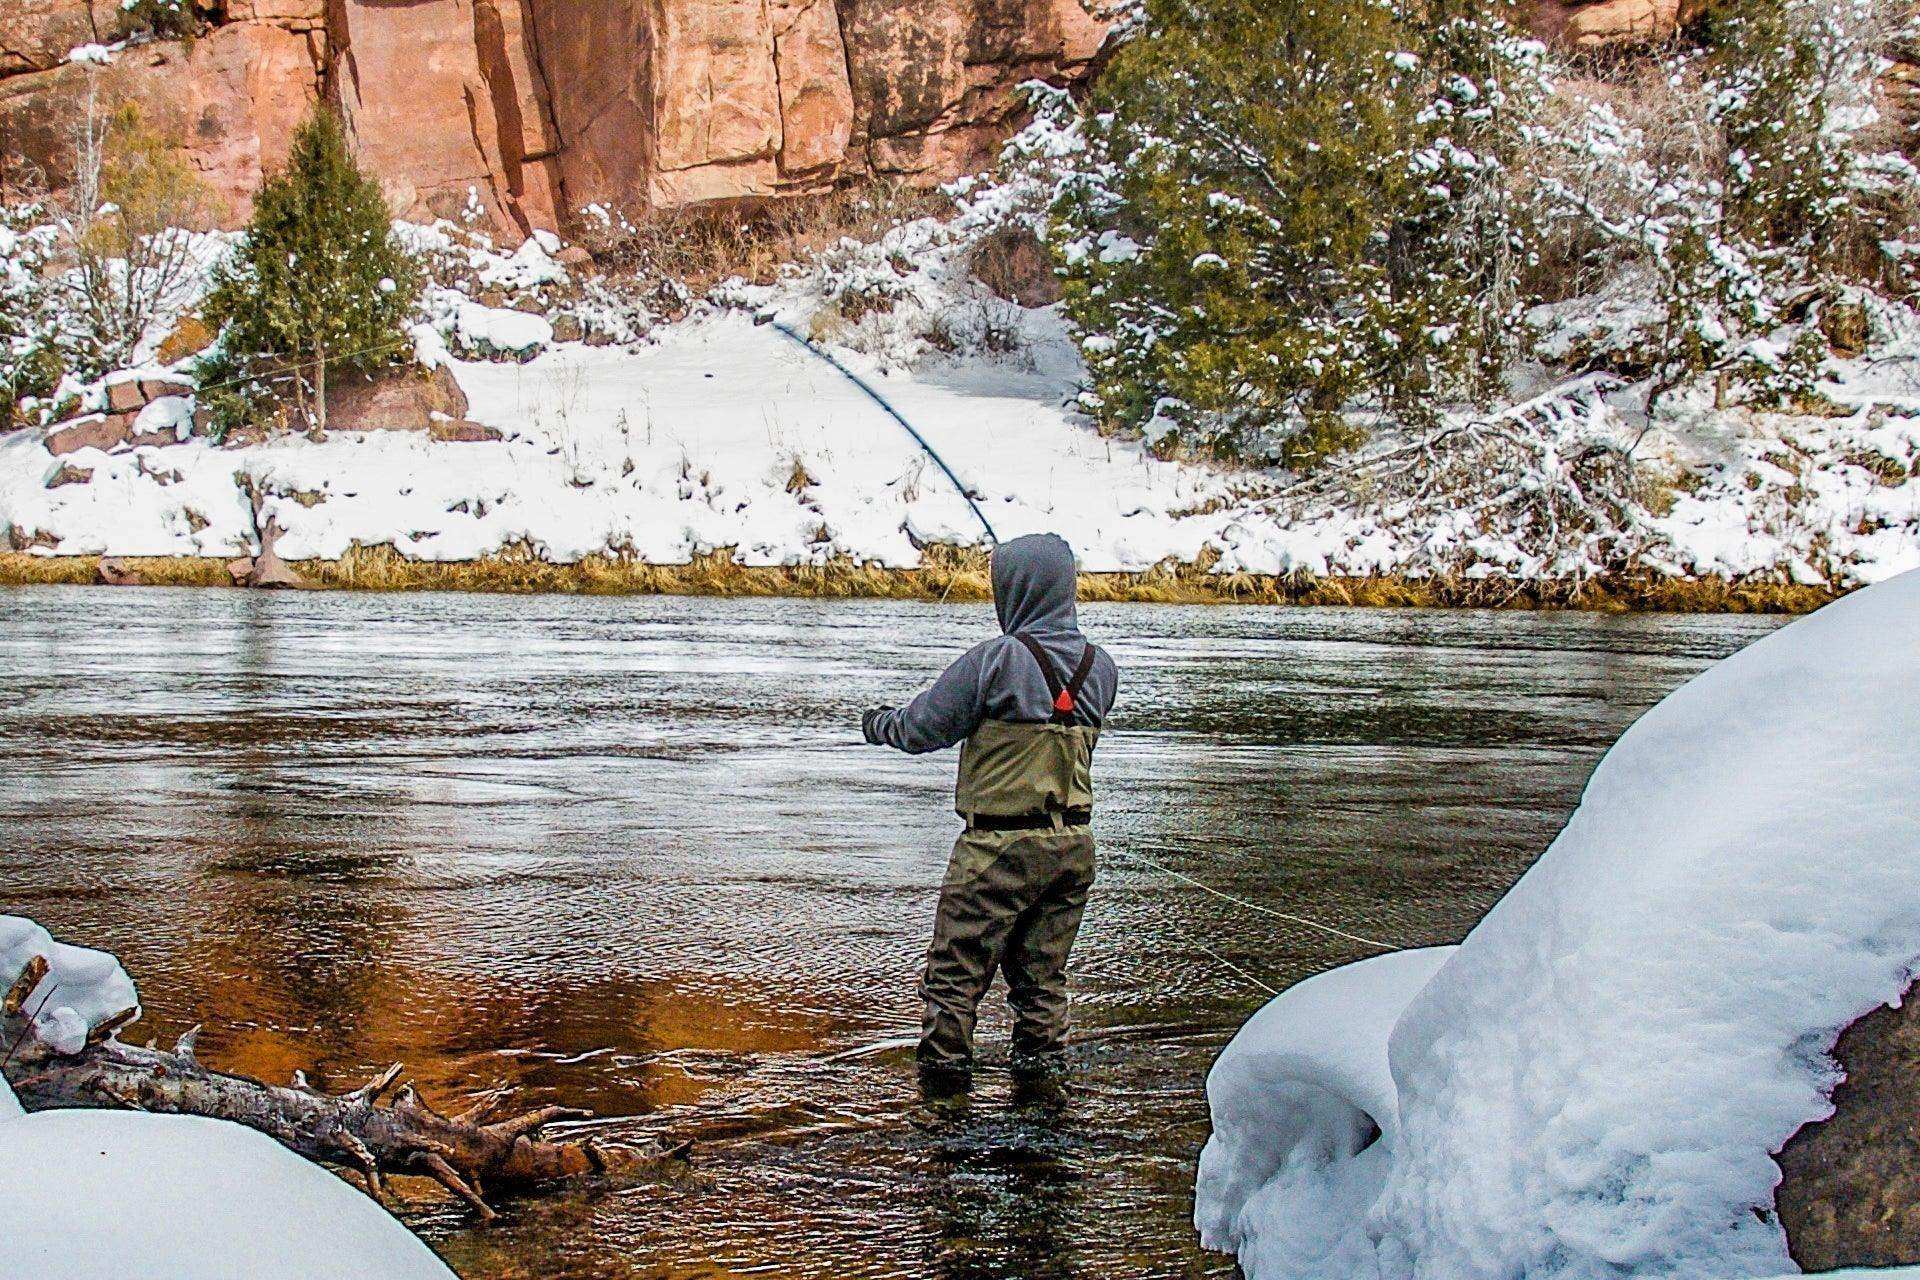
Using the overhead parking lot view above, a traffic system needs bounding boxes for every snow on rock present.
[0,1111,458,1279]
[134,395,195,442]
[1196,948,1455,1273]
[0,916,139,1056]
[450,297,553,358]
[1196,569,1920,1280]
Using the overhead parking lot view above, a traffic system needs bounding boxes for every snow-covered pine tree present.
[1051,0,1546,465]
[204,105,420,433]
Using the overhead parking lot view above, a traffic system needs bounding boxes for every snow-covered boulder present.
[1197,569,1920,1280]
[1196,948,1455,1274]
[0,1112,458,1280]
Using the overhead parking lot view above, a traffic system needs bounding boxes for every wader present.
[918,635,1099,1075]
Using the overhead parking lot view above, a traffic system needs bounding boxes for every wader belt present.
[967,807,1093,833]
[1012,633,1097,723]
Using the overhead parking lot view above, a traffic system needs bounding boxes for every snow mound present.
[1197,948,1455,1274]
[0,1111,456,1279]
[0,916,139,1055]
[1197,569,1920,1280]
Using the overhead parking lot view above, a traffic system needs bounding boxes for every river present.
[0,587,1783,1279]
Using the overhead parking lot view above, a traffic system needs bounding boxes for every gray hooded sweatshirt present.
[864,533,1119,754]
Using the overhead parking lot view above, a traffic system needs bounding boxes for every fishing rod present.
[759,314,999,546]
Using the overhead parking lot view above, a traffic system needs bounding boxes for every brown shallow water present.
[0,587,1783,1279]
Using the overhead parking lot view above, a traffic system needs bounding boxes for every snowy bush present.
[0,203,74,427]
[118,0,201,39]
[1197,569,1920,1279]
[1527,0,1917,412]
[1,91,213,423]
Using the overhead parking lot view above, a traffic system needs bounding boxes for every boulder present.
[324,365,469,432]
[44,414,127,457]
[96,557,144,586]
[1777,987,1920,1270]
[1531,0,1701,45]
[104,371,194,414]
[428,417,504,442]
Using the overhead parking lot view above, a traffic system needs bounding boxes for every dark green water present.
[0,587,1782,1279]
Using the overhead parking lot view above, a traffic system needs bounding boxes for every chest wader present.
[917,635,1100,1076]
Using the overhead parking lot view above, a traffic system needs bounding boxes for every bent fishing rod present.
[758,313,999,546]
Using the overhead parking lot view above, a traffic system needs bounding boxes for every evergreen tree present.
[1051,0,1544,463]
[204,105,419,432]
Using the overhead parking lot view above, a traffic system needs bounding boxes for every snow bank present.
[1197,569,1920,1280]
[0,916,139,1055]
[4,191,1916,585]
[0,1111,457,1279]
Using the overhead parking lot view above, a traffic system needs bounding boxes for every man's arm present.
[862,645,990,754]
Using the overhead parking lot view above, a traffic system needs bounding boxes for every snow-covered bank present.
[0,917,455,1280]
[4,197,1919,594]
[1196,569,1920,1279]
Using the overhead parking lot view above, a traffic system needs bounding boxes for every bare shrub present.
[967,225,1061,307]
[62,82,212,372]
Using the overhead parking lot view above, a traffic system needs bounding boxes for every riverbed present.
[0,588,1781,1279]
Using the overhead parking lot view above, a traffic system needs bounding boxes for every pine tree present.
[204,105,420,433]
[1051,0,1544,463]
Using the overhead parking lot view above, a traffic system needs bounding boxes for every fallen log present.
[2,960,688,1220]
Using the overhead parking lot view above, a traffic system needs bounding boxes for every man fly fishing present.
[862,533,1119,1095]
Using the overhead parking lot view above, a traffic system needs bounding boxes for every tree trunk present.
[2,962,688,1219]
[314,341,328,436]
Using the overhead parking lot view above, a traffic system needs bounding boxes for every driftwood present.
[227,476,305,589]
[2,958,688,1220]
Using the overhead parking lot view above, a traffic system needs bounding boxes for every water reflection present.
[0,586,1782,1278]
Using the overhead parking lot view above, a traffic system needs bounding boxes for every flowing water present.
[0,587,1784,1279]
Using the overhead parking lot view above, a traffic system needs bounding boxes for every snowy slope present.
[0,309,1243,571]
[1196,569,1920,1280]
[4,204,1917,587]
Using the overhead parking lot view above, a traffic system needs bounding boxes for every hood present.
[992,533,1079,635]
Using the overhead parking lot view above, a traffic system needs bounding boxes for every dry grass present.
[0,547,1838,614]
[578,181,951,292]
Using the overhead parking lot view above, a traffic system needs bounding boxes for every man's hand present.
[862,707,893,745]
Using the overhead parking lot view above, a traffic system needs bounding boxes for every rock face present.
[0,0,1722,240]
[1776,986,1920,1271]
[0,0,1105,237]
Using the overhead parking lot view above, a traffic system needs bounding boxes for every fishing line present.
[764,317,1000,546]
[1108,843,1400,953]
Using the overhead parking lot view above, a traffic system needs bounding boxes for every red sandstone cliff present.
[0,0,1107,238]
[0,0,1814,243]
